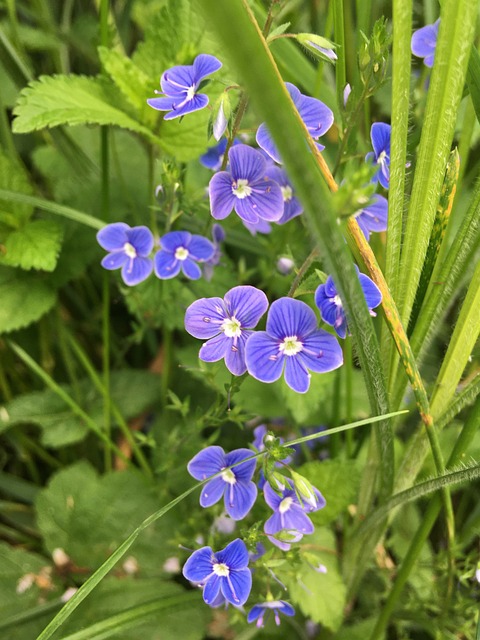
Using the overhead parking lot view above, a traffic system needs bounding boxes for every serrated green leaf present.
[0,150,34,228]
[282,528,346,631]
[300,459,361,525]
[0,266,56,334]
[0,220,63,271]
[35,462,176,573]
[12,75,161,144]
[98,47,156,119]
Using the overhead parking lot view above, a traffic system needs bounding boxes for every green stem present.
[66,333,153,478]
[369,395,480,639]
[8,342,131,465]
[287,247,319,296]
[333,0,346,119]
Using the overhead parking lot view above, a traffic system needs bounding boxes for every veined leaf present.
[12,74,161,144]
[0,266,56,334]
[98,47,156,120]
[0,219,63,271]
[0,150,33,228]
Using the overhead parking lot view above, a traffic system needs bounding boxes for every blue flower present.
[184,285,269,376]
[154,231,214,280]
[209,144,284,224]
[247,600,295,627]
[242,217,272,236]
[314,268,382,339]
[264,165,303,224]
[182,538,252,606]
[245,298,343,394]
[354,193,388,241]
[96,223,154,286]
[263,481,326,549]
[147,54,222,120]
[365,123,391,189]
[256,83,334,163]
[199,138,241,171]
[411,19,440,68]
[187,445,257,520]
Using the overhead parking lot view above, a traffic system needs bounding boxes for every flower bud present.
[296,33,337,63]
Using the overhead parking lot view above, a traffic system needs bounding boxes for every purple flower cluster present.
[97,225,225,286]
[185,287,343,392]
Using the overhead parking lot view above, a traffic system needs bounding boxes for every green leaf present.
[35,462,176,572]
[0,543,62,640]
[283,528,346,632]
[98,47,156,118]
[0,219,63,271]
[0,370,161,448]
[0,266,56,334]
[300,459,361,526]
[12,75,161,144]
[60,579,208,640]
[0,150,34,229]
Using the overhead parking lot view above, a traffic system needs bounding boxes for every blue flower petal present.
[187,445,226,480]
[188,235,215,261]
[264,511,284,534]
[101,251,128,271]
[127,226,154,256]
[359,273,382,309]
[224,448,257,481]
[225,480,257,520]
[245,332,284,384]
[193,53,222,82]
[154,250,181,279]
[263,482,282,510]
[256,122,282,164]
[284,356,311,393]
[181,258,202,280]
[121,256,153,286]
[200,477,226,508]
[278,196,303,224]
[163,94,209,120]
[224,286,269,328]
[300,330,343,373]
[160,231,191,252]
[209,171,236,220]
[161,65,195,94]
[224,331,250,376]
[266,298,318,341]
[147,96,178,111]
[199,333,229,362]
[97,223,130,251]
[185,297,226,339]
[370,123,391,158]
[216,538,249,571]
[247,605,264,623]
[182,546,214,582]
[229,144,266,183]
[411,19,440,66]
[203,574,222,605]
[221,567,252,606]
[235,179,284,222]
[281,505,315,534]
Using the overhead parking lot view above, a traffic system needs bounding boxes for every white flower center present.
[186,85,196,101]
[279,497,293,514]
[123,242,137,259]
[221,316,242,338]
[377,150,387,165]
[175,246,189,261]
[221,468,236,485]
[279,336,303,356]
[281,185,293,202]
[333,295,343,307]
[213,563,230,577]
[233,179,252,199]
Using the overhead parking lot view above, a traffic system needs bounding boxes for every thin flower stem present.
[287,247,319,297]
[220,0,280,172]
